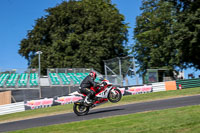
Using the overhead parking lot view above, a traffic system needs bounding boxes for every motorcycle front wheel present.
[73,103,90,116]
[108,88,122,103]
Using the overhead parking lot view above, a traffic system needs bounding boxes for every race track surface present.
[1,95,200,132]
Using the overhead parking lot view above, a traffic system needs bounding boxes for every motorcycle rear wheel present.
[73,103,90,116]
[108,88,122,103]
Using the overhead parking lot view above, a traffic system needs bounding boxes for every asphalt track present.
[1,95,200,132]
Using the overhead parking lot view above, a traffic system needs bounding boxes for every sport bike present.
[70,79,122,116]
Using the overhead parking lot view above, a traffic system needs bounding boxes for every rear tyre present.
[73,103,90,116]
[108,88,122,103]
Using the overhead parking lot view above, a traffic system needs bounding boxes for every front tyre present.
[73,103,90,116]
[108,88,122,103]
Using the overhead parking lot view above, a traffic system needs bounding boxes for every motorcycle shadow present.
[87,108,124,115]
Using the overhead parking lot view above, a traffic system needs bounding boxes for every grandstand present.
[0,68,121,89]
[0,69,39,89]
[0,68,122,103]
[47,68,101,86]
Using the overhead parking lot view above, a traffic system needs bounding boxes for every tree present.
[167,0,200,70]
[133,0,200,76]
[18,0,129,74]
[133,0,177,75]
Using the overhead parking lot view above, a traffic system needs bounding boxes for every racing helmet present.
[89,71,97,79]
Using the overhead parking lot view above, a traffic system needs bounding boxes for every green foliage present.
[134,0,177,75]
[18,0,128,74]
[168,0,200,69]
[133,0,200,75]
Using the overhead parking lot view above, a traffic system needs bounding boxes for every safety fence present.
[152,81,177,92]
[152,82,166,92]
[0,88,126,115]
[122,81,176,95]
[0,102,25,115]
[1,78,200,115]
[176,78,200,89]
[124,85,152,95]
[25,87,126,110]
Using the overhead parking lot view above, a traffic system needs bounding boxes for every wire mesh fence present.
[103,56,138,86]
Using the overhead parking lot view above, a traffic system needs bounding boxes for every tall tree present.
[168,0,200,70]
[133,0,200,76]
[133,0,177,75]
[18,0,128,74]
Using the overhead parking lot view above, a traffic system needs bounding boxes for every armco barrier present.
[125,85,152,95]
[0,102,25,115]
[0,83,179,115]
[24,98,54,110]
[176,78,200,89]
[152,82,166,92]
[25,88,126,110]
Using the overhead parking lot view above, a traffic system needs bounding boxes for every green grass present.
[0,104,73,123]
[1,87,200,124]
[9,105,200,133]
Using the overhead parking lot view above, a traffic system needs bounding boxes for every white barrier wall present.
[125,85,152,95]
[0,83,175,116]
[152,82,166,92]
[0,102,25,115]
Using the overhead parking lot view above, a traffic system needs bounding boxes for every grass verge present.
[1,87,200,123]
[9,105,200,133]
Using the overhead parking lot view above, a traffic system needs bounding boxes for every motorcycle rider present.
[80,71,100,104]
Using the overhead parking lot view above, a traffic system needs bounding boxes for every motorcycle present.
[70,78,122,116]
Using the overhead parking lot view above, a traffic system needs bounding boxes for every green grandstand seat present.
[0,74,9,87]
[58,73,71,85]
[18,73,28,87]
[49,73,60,85]
[67,73,76,76]
[69,74,81,85]
[6,73,19,87]
[85,72,89,75]
[77,73,88,83]
[79,76,85,80]
[76,73,87,77]
[30,80,38,86]
[29,73,39,86]
[95,77,100,82]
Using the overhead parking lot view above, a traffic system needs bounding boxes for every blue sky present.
[0,0,199,79]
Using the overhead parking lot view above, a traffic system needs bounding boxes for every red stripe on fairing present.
[93,98,108,104]
[95,87,106,96]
